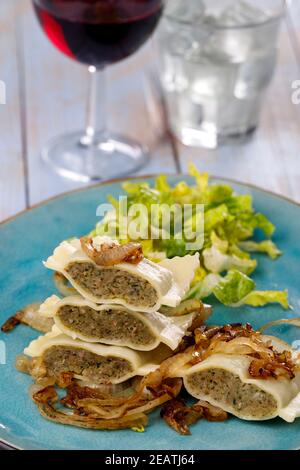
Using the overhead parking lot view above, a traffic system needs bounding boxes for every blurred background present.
[0,0,300,223]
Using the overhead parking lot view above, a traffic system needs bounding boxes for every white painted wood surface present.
[0,2,26,221]
[0,0,300,222]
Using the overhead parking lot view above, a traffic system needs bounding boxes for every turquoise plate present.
[0,175,300,450]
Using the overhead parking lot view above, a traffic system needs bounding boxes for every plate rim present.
[0,438,21,450]
[1,173,300,451]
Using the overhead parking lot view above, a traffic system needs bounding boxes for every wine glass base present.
[41,131,149,183]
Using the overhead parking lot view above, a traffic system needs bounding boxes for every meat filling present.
[42,346,133,384]
[65,262,158,308]
[57,305,156,347]
[186,368,277,419]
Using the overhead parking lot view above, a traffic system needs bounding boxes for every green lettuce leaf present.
[203,245,257,275]
[226,194,253,214]
[188,163,209,194]
[210,231,228,253]
[205,204,229,232]
[155,175,171,194]
[205,184,233,205]
[159,238,188,258]
[92,165,286,311]
[213,270,256,306]
[238,240,282,260]
[184,274,221,300]
[242,290,289,309]
[254,213,275,237]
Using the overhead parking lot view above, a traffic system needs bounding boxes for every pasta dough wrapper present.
[24,327,172,385]
[182,352,300,421]
[44,238,199,313]
[39,295,196,351]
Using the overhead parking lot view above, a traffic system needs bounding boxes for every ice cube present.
[203,27,253,64]
[205,1,273,63]
[165,0,206,24]
[215,0,270,27]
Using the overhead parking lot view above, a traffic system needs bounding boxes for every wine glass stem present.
[80,65,106,146]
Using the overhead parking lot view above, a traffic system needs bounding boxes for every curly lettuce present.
[187,270,289,310]
[92,164,288,309]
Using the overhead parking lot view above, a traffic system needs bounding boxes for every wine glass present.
[33,0,164,182]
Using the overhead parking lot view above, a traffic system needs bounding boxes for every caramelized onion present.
[37,402,148,430]
[161,396,228,435]
[15,355,32,374]
[21,320,299,432]
[80,237,143,266]
[193,400,228,422]
[1,303,53,334]
[159,300,212,319]
[249,350,296,380]
[192,324,298,380]
[259,318,300,334]
[161,397,203,435]
[31,385,58,404]
[28,363,182,430]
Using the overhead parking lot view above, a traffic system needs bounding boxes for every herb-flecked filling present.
[43,345,133,384]
[65,262,158,308]
[186,368,277,418]
[58,305,156,347]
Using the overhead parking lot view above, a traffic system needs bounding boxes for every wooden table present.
[1,0,300,223]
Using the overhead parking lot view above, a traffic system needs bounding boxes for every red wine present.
[33,0,163,67]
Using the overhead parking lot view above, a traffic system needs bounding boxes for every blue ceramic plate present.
[1,175,300,450]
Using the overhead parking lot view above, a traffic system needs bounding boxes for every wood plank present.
[174,20,300,203]
[19,0,176,207]
[0,1,26,222]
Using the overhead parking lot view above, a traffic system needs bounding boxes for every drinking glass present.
[33,0,164,182]
[158,0,285,149]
